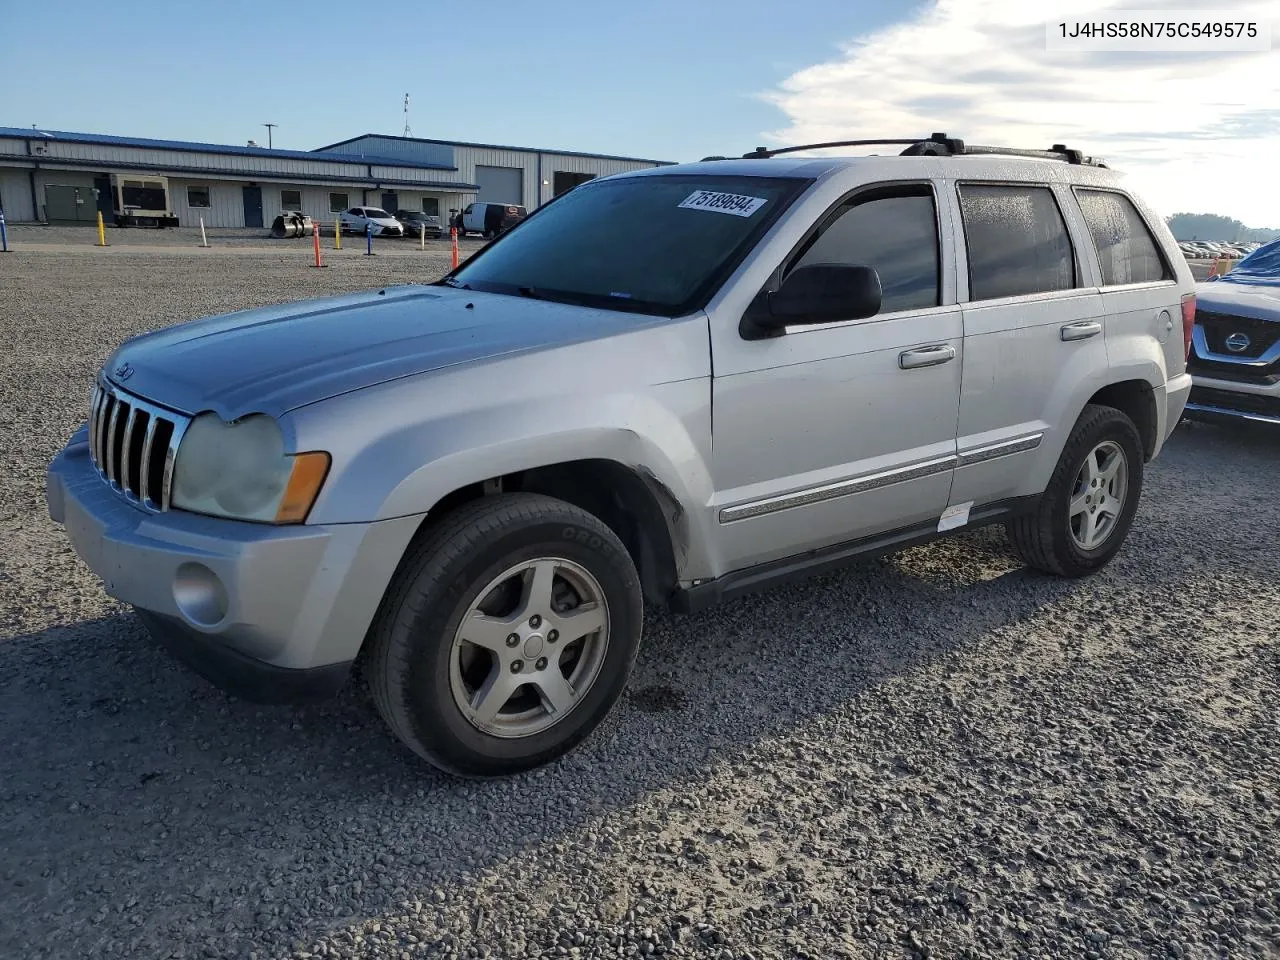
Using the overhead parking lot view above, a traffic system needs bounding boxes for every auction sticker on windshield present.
[678,190,768,217]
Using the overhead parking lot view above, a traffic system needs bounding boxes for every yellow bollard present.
[96,211,107,247]
[334,219,341,250]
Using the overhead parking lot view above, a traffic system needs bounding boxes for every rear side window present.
[789,190,940,313]
[958,184,1077,301]
[1074,189,1172,285]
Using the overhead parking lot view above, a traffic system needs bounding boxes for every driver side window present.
[788,189,941,314]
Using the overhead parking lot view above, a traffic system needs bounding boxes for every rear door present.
[947,180,1106,508]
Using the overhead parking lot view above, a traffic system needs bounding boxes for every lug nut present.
[536,657,548,670]
[529,614,542,629]
[506,633,519,647]
[510,660,523,673]
[547,629,559,643]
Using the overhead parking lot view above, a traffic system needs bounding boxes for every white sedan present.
[338,207,405,237]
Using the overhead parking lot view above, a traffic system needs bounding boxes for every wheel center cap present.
[523,635,545,658]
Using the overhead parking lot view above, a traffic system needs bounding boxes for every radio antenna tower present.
[402,94,412,138]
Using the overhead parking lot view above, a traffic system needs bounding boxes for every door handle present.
[1061,321,1102,341]
[898,344,956,369]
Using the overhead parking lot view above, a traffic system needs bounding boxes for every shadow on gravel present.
[1,530,1099,956]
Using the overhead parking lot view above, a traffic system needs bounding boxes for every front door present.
[242,186,263,228]
[381,192,398,214]
[710,182,963,573]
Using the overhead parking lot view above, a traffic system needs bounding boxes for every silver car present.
[47,135,1194,776]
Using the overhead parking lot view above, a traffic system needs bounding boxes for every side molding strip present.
[719,454,958,524]
[956,433,1044,468]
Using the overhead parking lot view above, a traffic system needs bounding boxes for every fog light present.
[173,562,229,626]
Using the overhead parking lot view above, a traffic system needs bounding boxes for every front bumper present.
[46,425,422,702]
[1184,379,1280,426]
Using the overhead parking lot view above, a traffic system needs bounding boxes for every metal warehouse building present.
[0,126,670,227]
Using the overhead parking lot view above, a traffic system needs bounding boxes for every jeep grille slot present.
[89,379,189,512]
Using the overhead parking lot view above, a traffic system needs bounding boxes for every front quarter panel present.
[290,317,720,579]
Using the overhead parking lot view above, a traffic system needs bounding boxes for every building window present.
[187,186,211,209]
[329,192,348,213]
[281,189,302,211]
[422,197,440,217]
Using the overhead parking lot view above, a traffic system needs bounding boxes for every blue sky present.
[6,0,1279,224]
[2,0,920,162]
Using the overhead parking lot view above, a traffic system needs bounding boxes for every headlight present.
[171,413,330,523]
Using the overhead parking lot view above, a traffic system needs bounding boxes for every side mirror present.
[740,264,883,340]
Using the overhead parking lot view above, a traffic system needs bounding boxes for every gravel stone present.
[1,238,1279,959]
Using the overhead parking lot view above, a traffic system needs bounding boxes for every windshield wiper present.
[439,276,470,289]
[516,286,553,300]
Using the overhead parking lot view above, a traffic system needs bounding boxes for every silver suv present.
[47,134,1195,776]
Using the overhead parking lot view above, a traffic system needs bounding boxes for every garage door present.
[475,165,523,205]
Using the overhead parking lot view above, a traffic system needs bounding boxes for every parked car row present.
[1178,239,1264,260]
[335,202,530,241]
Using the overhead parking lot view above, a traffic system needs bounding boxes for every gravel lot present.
[2,245,1278,960]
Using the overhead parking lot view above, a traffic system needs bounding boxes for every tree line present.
[1166,213,1279,243]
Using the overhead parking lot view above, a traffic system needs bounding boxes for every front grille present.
[1197,311,1280,360]
[89,378,191,511]
[1188,356,1280,385]
[1189,386,1280,418]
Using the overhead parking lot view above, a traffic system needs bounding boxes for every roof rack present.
[736,133,1107,167]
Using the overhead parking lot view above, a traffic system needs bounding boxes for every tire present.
[1005,403,1144,578]
[366,493,644,777]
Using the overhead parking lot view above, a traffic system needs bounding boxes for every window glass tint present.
[423,197,439,216]
[186,186,210,209]
[329,193,348,213]
[790,193,939,313]
[451,175,806,316]
[1075,189,1170,285]
[365,208,390,219]
[958,185,1076,300]
[281,189,302,210]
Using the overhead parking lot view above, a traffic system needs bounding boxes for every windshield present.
[446,174,809,315]
[365,208,391,219]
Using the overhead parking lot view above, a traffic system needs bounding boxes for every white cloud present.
[761,0,1280,226]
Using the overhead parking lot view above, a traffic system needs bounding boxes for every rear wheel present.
[366,493,643,777]
[1006,404,1144,577]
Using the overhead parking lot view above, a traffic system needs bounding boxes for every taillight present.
[1180,293,1196,359]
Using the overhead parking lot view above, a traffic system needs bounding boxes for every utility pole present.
[263,123,277,149]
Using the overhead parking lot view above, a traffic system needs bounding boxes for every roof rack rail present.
[739,133,1107,167]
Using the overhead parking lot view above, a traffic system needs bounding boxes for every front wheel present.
[366,493,643,777]
[1006,404,1144,577]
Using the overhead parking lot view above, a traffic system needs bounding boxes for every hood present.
[105,285,669,419]
[1195,277,1280,324]
[370,217,400,227]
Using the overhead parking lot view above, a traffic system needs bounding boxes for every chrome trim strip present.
[1184,402,1280,426]
[88,384,103,467]
[138,415,158,507]
[1192,325,1280,367]
[956,433,1044,468]
[104,399,122,485]
[119,406,139,495]
[719,454,958,524]
[162,416,189,511]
